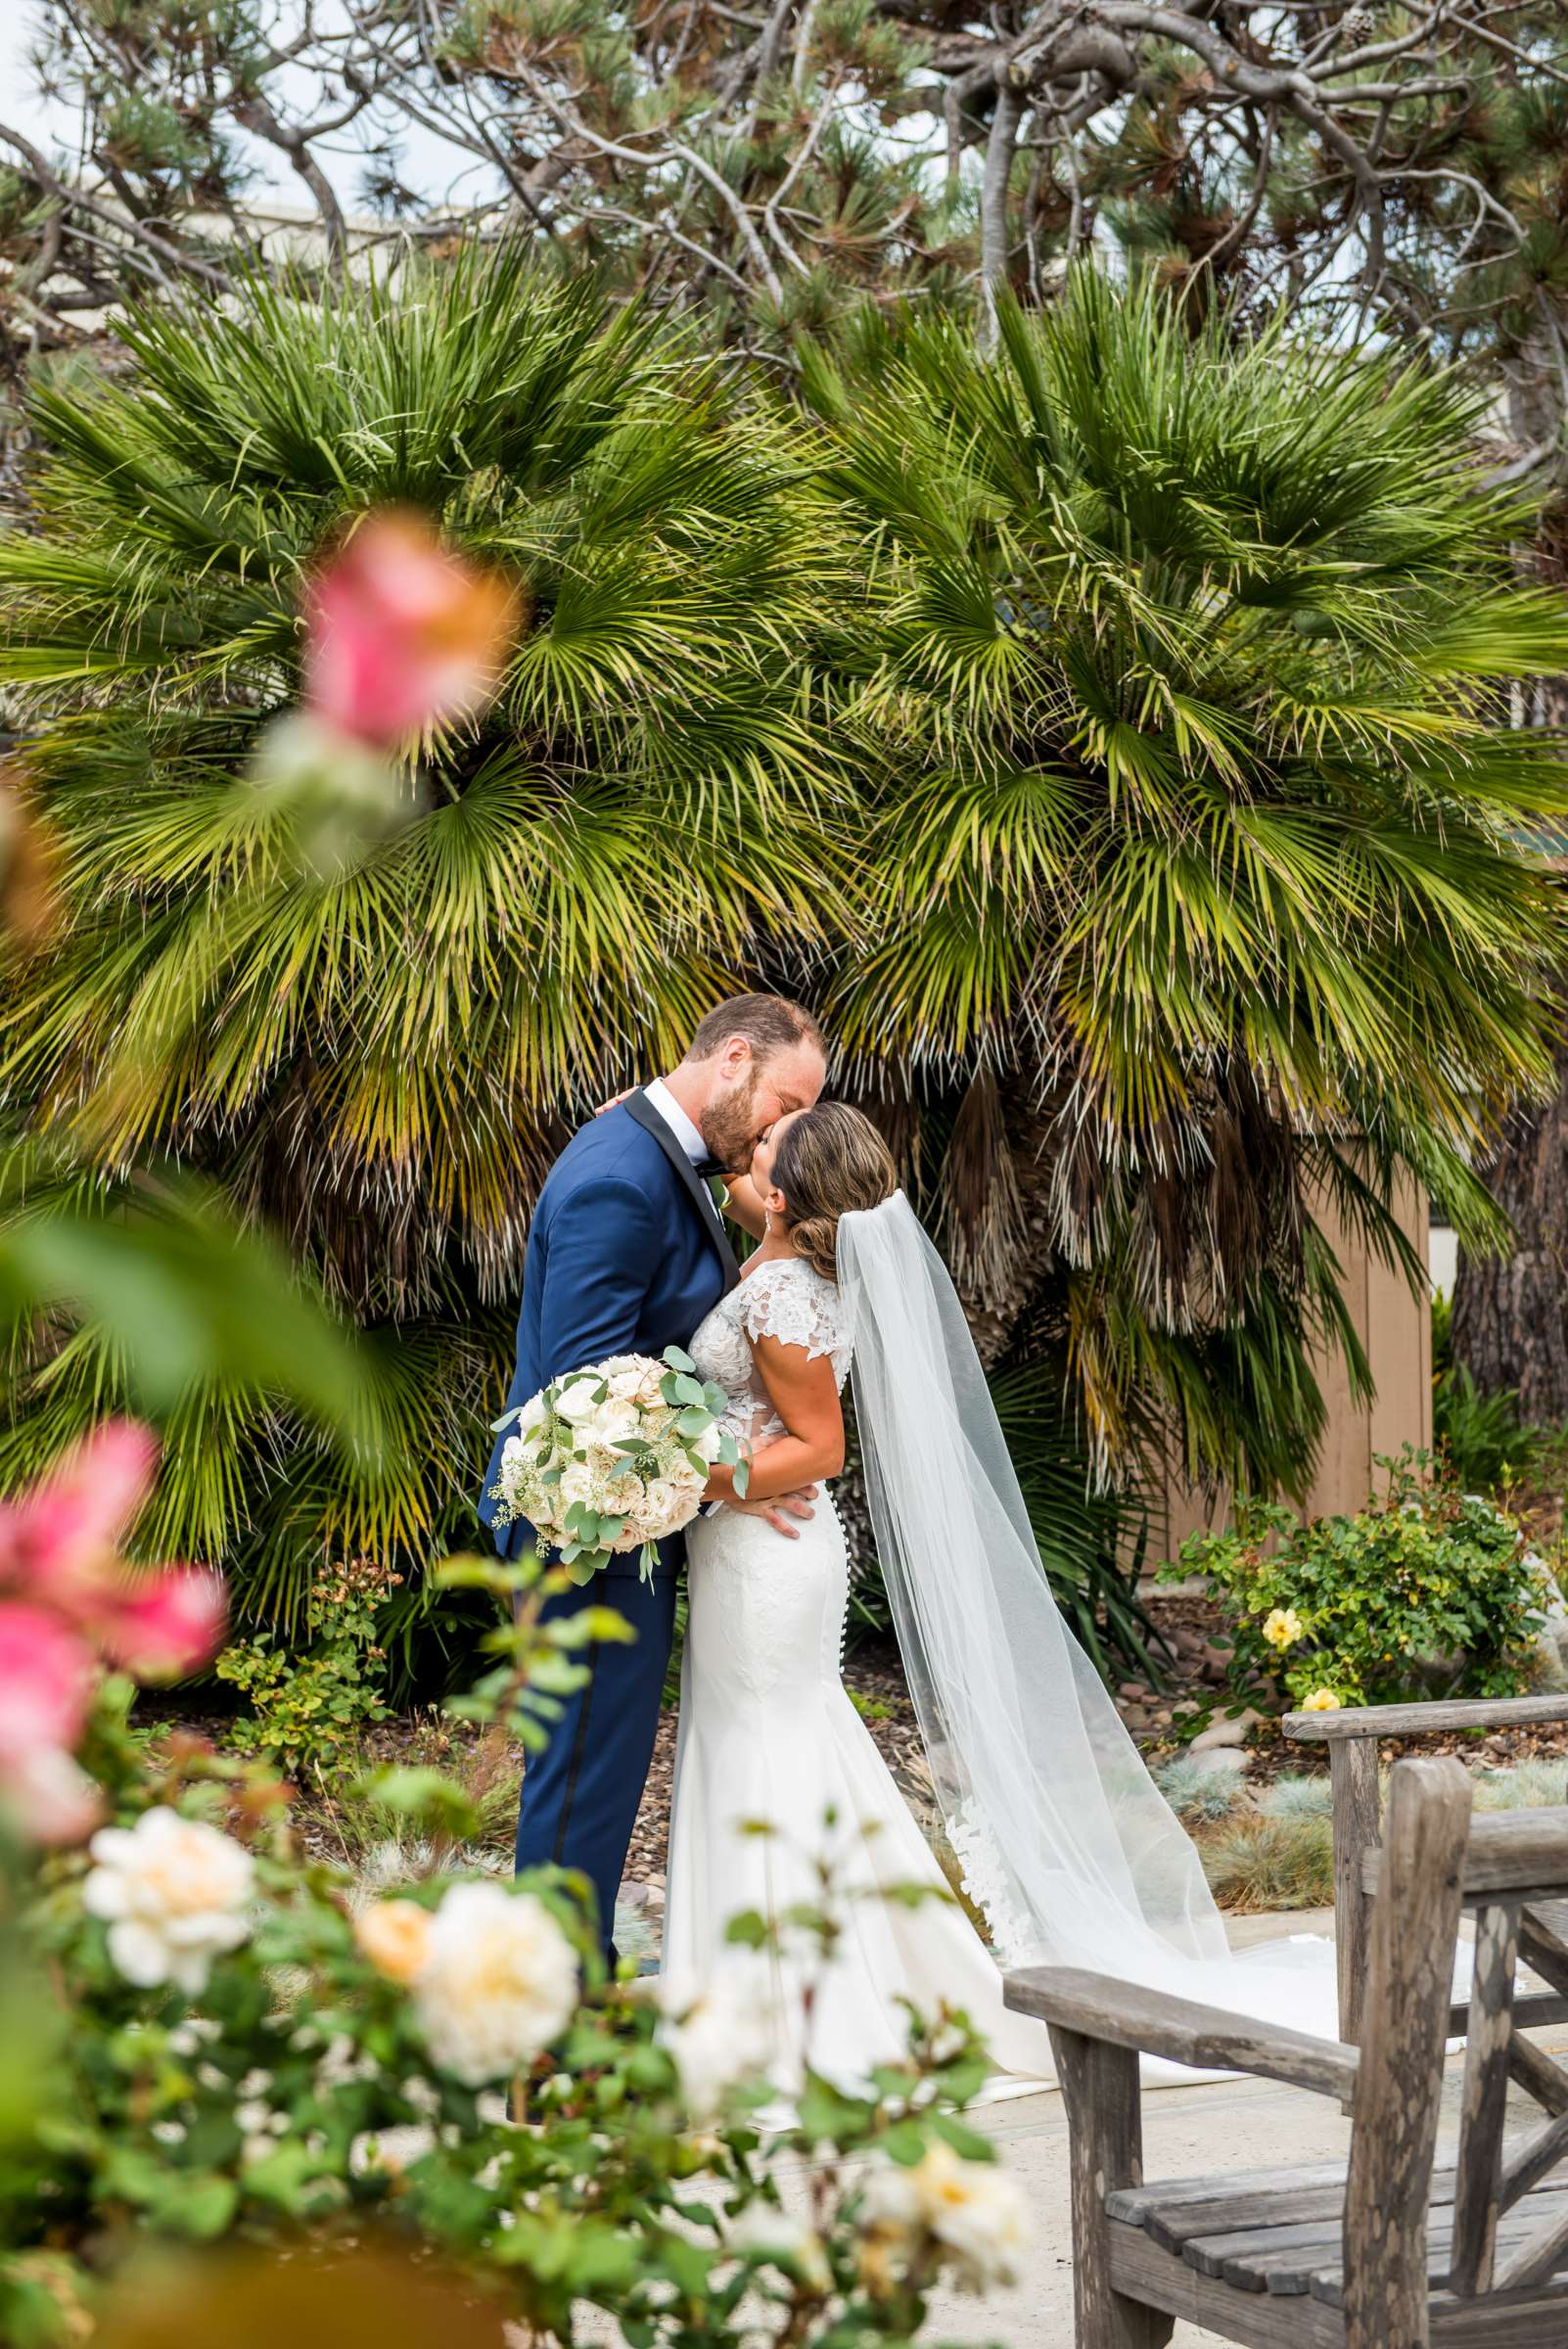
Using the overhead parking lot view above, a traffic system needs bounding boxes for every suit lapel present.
[624,1091,741,1295]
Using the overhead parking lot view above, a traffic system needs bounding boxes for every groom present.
[479,993,827,1958]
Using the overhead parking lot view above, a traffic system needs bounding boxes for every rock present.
[1186,1746,1250,1779]
[1118,1680,1150,1700]
[1190,1707,1266,1754]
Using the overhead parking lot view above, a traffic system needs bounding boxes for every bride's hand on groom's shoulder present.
[722,1485,818,1540]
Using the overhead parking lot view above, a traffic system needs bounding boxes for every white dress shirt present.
[643,1076,709,1168]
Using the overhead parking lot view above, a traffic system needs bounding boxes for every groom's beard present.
[698,1074,764,1174]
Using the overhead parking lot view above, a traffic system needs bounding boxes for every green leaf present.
[165,2172,240,2239]
[928,2109,998,2161]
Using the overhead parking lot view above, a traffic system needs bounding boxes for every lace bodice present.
[689,1255,853,1448]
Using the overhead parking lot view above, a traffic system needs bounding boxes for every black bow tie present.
[694,1155,727,1182]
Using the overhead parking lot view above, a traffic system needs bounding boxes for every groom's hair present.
[685,992,824,1066]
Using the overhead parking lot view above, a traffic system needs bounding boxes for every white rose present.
[635,1363,669,1406]
[725,2202,832,2290]
[655,1962,776,2119]
[691,1421,724,1464]
[861,2143,1029,2291]
[411,1882,578,2087]
[497,1434,538,1494]
[349,2124,437,2178]
[516,1388,550,1440]
[587,1399,640,1449]
[639,1477,695,1537]
[555,1377,604,1425]
[558,1461,599,1512]
[607,1367,646,1402]
[83,1807,255,1995]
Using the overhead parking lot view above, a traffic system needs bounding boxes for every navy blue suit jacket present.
[479,1092,740,1578]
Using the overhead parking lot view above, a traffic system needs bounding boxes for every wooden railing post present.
[1342,1758,1473,2349]
[1330,1735,1381,2047]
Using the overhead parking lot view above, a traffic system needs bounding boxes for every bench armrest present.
[1004,1964,1360,2101]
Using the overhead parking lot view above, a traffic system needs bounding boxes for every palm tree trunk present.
[1453,1033,1568,1419]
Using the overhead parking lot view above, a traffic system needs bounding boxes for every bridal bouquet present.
[488,1346,749,1585]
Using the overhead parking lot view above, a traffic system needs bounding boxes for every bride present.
[665,1100,1339,2096]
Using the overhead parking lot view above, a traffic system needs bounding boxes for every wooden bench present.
[1280,1694,1568,2043]
[1007,1758,1568,2347]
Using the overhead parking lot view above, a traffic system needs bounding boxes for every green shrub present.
[215,1558,397,1776]
[1199,1814,1335,1913]
[1433,1362,1538,1494]
[1164,1450,1545,1711]
[1154,1757,1248,1825]
[4,1548,1023,2348]
[1255,1775,1335,1822]
[1474,1760,1568,1810]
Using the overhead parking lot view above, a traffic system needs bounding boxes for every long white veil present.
[837,1190,1339,2029]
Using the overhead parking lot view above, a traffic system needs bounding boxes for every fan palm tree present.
[808,274,1568,1499]
[0,252,841,1630]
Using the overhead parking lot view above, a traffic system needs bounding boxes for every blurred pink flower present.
[4,1745,102,1844]
[104,1569,227,1681]
[0,1421,159,1621]
[303,511,521,749]
[0,1601,96,1762]
[0,1422,228,1843]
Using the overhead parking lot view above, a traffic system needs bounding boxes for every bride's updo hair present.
[771,1102,898,1282]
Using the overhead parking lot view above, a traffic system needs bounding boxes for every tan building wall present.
[1155,1169,1433,1560]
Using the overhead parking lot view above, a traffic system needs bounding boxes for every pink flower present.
[103,1569,227,1681]
[303,511,521,748]
[0,1421,159,1622]
[4,1745,102,1844]
[0,1422,230,1842]
[0,1601,96,1763]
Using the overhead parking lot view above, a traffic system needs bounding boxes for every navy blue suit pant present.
[514,1569,677,1960]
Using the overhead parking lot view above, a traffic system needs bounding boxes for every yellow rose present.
[1262,1605,1304,1650]
[1301,1688,1341,1713]
[355,1897,434,1984]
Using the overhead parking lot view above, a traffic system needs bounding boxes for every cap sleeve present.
[739,1259,845,1362]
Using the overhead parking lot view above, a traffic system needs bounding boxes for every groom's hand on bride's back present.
[724,1486,818,1539]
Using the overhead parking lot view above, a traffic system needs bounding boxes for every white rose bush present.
[2,1504,1032,2349]
[82,1808,255,1993]
[487,1346,747,1584]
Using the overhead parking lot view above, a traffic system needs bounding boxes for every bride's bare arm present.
[703,1332,845,1516]
[717,1170,766,1241]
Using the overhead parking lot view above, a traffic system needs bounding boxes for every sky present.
[0,2,492,218]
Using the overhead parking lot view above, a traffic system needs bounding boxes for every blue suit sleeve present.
[538,1174,661,1383]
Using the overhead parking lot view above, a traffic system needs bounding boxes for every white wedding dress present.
[662,1199,1344,2102]
[666,1253,1054,2092]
